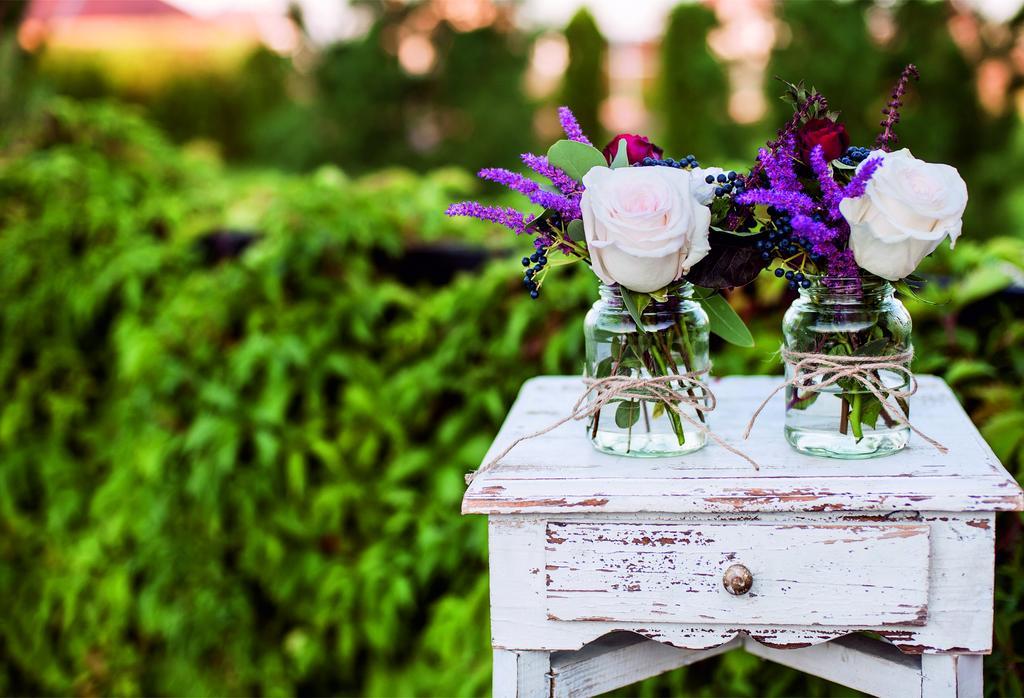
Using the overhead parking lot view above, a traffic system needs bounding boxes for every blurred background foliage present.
[1,0,1024,696]
[560,8,608,147]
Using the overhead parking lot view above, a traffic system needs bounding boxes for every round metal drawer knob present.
[723,564,753,595]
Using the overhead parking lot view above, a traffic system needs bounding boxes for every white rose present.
[580,166,712,293]
[839,148,968,281]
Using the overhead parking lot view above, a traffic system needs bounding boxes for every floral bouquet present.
[730,66,967,457]
[448,64,963,464]
[447,109,758,461]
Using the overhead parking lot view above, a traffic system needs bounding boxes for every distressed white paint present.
[744,634,923,698]
[545,522,929,626]
[921,654,984,697]
[469,375,1021,696]
[489,512,993,654]
[497,633,984,698]
[492,649,549,698]
[464,376,1023,515]
[549,633,741,698]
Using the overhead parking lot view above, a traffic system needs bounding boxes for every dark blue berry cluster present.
[755,207,822,290]
[640,155,700,169]
[773,267,810,290]
[838,146,872,167]
[521,247,548,299]
[704,170,744,198]
[544,211,563,233]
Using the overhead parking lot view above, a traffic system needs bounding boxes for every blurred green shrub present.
[36,5,536,175]
[40,46,300,167]
[560,7,608,146]
[315,15,535,174]
[0,97,585,697]
[1,99,1023,697]
[0,0,33,132]
[657,4,733,162]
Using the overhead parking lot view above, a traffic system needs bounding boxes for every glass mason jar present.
[583,283,711,457]
[782,276,912,458]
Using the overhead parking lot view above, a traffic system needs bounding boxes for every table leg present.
[921,654,983,698]
[493,649,551,698]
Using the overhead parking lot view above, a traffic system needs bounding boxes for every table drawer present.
[545,521,930,627]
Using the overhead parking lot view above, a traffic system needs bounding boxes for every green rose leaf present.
[648,287,669,303]
[695,290,754,347]
[858,394,883,430]
[852,338,892,357]
[615,400,641,429]
[788,390,819,411]
[547,139,607,182]
[620,289,651,333]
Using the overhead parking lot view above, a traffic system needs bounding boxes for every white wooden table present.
[462,375,1024,698]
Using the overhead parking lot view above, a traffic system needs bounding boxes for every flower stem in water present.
[850,392,864,440]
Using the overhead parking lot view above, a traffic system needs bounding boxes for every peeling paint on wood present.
[462,376,1024,516]
[487,512,997,654]
[473,376,1016,694]
[543,522,930,626]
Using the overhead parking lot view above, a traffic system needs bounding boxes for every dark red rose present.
[797,118,850,163]
[602,133,664,165]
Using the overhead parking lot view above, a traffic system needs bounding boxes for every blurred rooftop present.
[19,0,297,54]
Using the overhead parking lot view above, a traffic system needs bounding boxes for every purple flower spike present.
[764,132,802,193]
[810,145,843,220]
[521,153,579,197]
[876,64,920,151]
[824,249,861,288]
[534,234,554,250]
[843,156,883,200]
[735,188,815,216]
[738,132,816,216]
[791,214,840,248]
[477,167,580,219]
[445,202,534,234]
[745,92,828,187]
[557,106,591,145]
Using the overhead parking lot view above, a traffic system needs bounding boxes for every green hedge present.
[2,100,1023,696]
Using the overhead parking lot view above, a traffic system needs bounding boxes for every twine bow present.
[466,372,760,485]
[743,347,948,454]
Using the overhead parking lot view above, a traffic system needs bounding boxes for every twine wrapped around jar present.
[466,372,760,484]
[743,347,948,454]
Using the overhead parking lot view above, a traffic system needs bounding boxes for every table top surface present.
[462,375,1024,515]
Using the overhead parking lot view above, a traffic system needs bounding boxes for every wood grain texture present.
[544,522,930,626]
[463,376,1024,515]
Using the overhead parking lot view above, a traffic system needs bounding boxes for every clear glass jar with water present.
[583,283,711,457]
[782,276,912,458]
